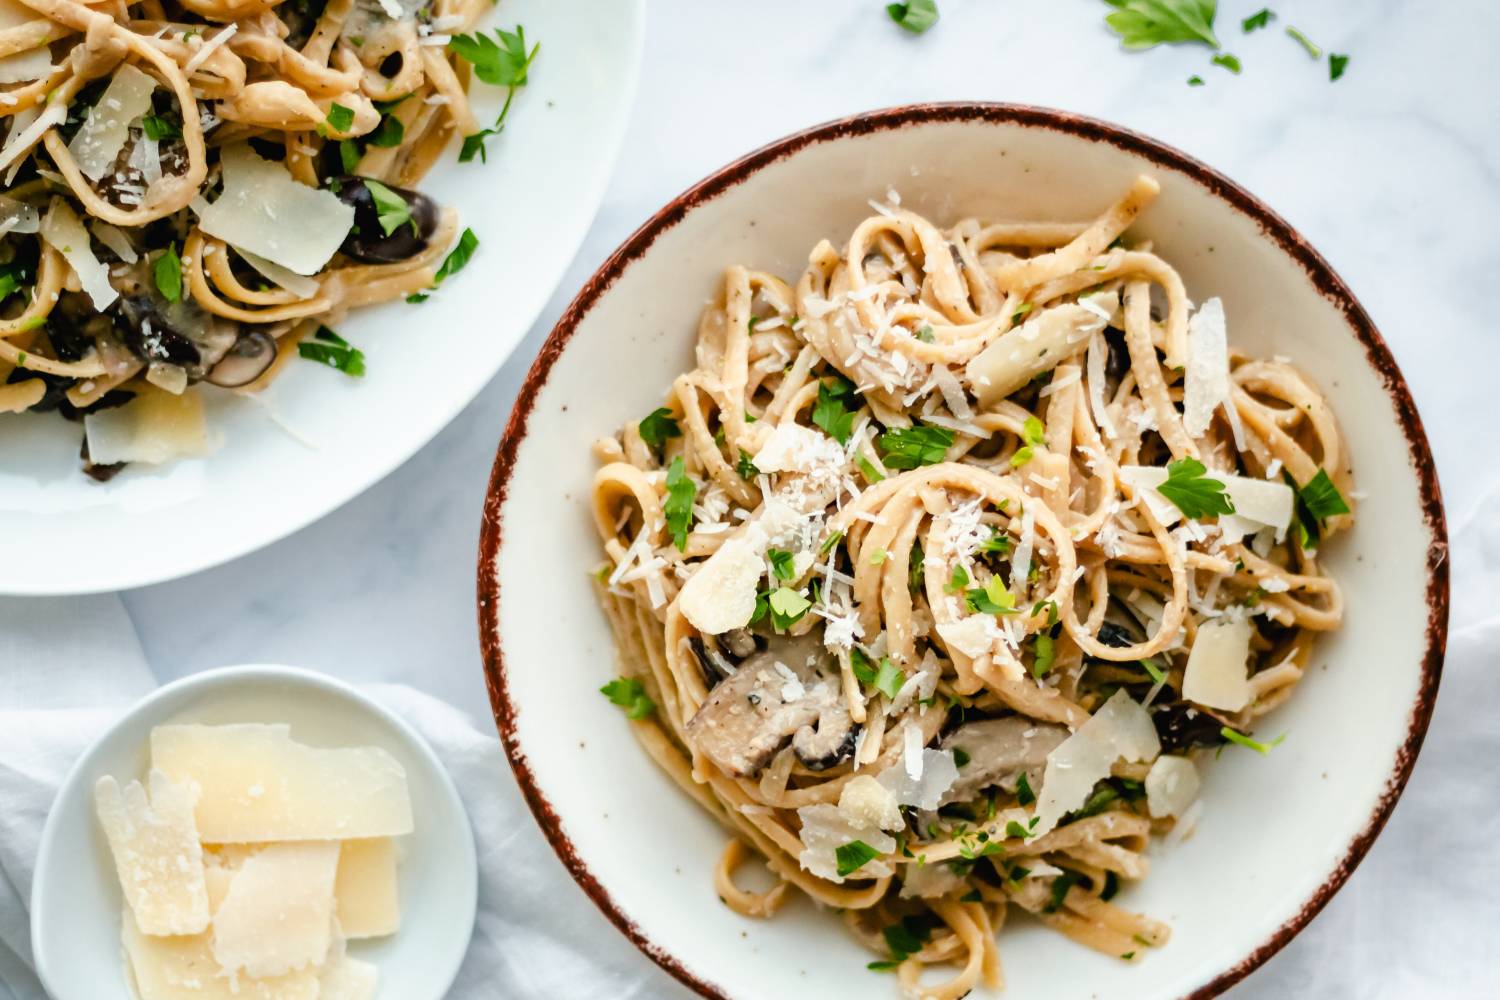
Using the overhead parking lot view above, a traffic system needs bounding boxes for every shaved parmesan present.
[121,907,320,1000]
[318,944,379,1000]
[1182,615,1252,711]
[795,803,895,882]
[1120,465,1293,535]
[936,615,996,658]
[39,198,117,311]
[0,102,64,177]
[211,842,339,977]
[84,385,210,465]
[94,772,210,936]
[876,747,959,810]
[751,422,844,474]
[236,247,322,299]
[965,295,1115,406]
[676,534,762,634]
[1086,330,1117,439]
[1145,755,1201,819]
[0,193,38,234]
[0,46,49,86]
[899,860,968,899]
[199,144,353,276]
[1034,690,1159,836]
[90,219,138,263]
[68,63,156,181]
[1182,297,1228,438]
[151,723,413,842]
[837,774,902,830]
[334,838,400,938]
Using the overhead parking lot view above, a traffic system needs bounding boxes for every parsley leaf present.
[1211,51,1241,73]
[767,587,811,630]
[873,658,905,700]
[1285,24,1321,58]
[1241,7,1273,31]
[600,677,655,719]
[1329,52,1349,80]
[1031,633,1056,677]
[1009,415,1046,467]
[339,139,361,173]
[811,375,858,443]
[435,227,479,283]
[835,839,880,877]
[1288,468,1349,550]
[663,456,696,550]
[878,424,954,469]
[979,529,1011,555]
[638,407,681,452]
[767,548,796,581]
[1155,456,1235,519]
[966,577,1018,616]
[952,747,971,768]
[856,454,885,483]
[1102,0,1220,51]
[945,564,970,593]
[1220,726,1285,755]
[1015,771,1035,806]
[362,179,414,237]
[322,103,354,135]
[736,449,759,479]
[1046,870,1082,913]
[881,915,934,963]
[368,111,405,148]
[450,25,538,87]
[141,115,181,141]
[1004,819,1033,840]
[914,324,935,343]
[886,0,938,34]
[298,325,365,376]
[1187,74,1206,86]
[851,648,878,686]
[152,243,182,303]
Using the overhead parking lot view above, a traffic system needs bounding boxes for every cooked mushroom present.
[937,717,1069,806]
[114,261,239,378]
[1151,698,1230,753]
[688,636,736,688]
[685,630,857,777]
[332,177,439,264]
[206,330,277,387]
[1096,619,1140,649]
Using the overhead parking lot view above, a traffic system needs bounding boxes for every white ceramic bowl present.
[31,664,477,1000]
[0,0,644,596]
[477,105,1447,999]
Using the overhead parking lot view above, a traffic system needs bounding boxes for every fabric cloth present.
[0,596,664,1000]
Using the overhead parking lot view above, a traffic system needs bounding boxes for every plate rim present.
[475,101,1449,999]
[1,0,647,597]
[29,661,479,1000]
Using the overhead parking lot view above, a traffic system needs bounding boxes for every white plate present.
[478,106,1447,999]
[0,0,644,596]
[31,663,477,1000]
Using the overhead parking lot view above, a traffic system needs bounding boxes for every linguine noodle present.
[590,176,1353,995]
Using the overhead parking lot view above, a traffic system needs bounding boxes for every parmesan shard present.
[236,247,322,299]
[936,616,996,659]
[675,534,763,634]
[836,774,902,831]
[795,802,895,883]
[121,907,321,1000]
[94,771,210,936]
[334,837,400,939]
[0,194,39,235]
[964,295,1116,406]
[0,102,65,177]
[150,723,414,842]
[1145,755,1201,819]
[84,384,210,465]
[39,197,118,311]
[0,0,54,86]
[1034,690,1160,837]
[750,422,844,474]
[67,63,156,181]
[199,144,354,276]
[1182,615,1252,711]
[876,747,960,811]
[318,942,380,1000]
[210,842,340,978]
[1182,297,1228,438]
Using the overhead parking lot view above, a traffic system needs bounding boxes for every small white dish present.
[31,664,478,1000]
[478,105,1447,999]
[0,0,645,596]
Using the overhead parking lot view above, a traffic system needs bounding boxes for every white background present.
[73,1,1500,996]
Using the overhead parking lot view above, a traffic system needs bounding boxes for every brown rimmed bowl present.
[477,103,1447,999]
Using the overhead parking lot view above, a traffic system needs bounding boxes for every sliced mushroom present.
[688,636,736,689]
[1151,698,1230,753]
[685,630,856,777]
[331,176,439,264]
[1096,620,1139,649]
[114,262,239,378]
[206,330,277,387]
[937,717,1069,806]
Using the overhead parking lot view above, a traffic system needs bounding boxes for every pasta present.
[590,176,1355,996]
[0,0,533,476]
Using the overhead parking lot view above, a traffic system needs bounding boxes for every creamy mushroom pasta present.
[591,176,1354,996]
[0,0,534,477]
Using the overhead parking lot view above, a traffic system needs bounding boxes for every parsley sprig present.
[1155,456,1234,519]
[638,407,681,453]
[1009,416,1046,468]
[298,325,365,376]
[450,25,540,164]
[1288,468,1350,550]
[1102,0,1219,50]
[811,374,858,443]
[152,243,182,303]
[878,424,954,470]
[600,677,655,719]
[663,456,696,550]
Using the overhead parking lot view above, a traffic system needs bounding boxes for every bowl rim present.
[475,101,1449,1000]
[30,662,479,1000]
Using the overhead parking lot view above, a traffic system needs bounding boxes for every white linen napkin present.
[0,596,669,1000]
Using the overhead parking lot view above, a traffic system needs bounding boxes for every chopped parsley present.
[321,103,354,135]
[1241,8,1273,32]
[1102,0,1220,51]
[1329,52,1349,80]
[152,243,182,303]
[820,530,845,556]
[945,563,970,593]
[298,326,365,376]
[141,114,181,141]
[885,0,938,34]
[873,658,906,700]
[1211,52,1241,73]
[1012,301,1033,321]
[979,528,1011,555]
[434,227,479,282]
[638,407,681,452]
[663,456,696,550]
[1140,658,1166,684]
[767,587,812,630]
[811,374,858,443]
[1288,468,1350,550]
[1031,633,1056,677]
[1155,456,1234,518]
[878,424,954,469]
[1004,819,1035,840]
[339,139,361,173]
[835,839,880,877]
[851,647,878,687]
[736,449,759,479]
[856,454,885,483]
[599,677,655,719]
[966,576,1018,616]
[913,324,935,343]
[1187,74,1205,86]
[1045,870,1082,913]
[1009,415,1046,468]
[368,109,405,148]
[766,548,796,581]
[363,179,414,237]
[868,548,888,566]
[952,747,971,768]
[1285,24,1321,58]
[1015,771,1035,806]
[1220,726,1285,755]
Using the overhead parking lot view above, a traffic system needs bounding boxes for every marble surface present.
[84,0,1500,996]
